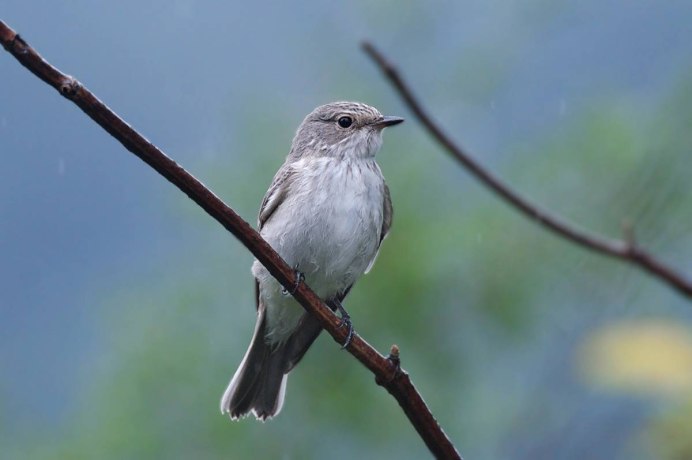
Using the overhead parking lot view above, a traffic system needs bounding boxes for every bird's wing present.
[255,163,295,309]
[254,163,298,311]
[258,163,297,230]
[380,182,393,245]
[254,279,261,312]
[254,162,324,367]
[364,182,393,274]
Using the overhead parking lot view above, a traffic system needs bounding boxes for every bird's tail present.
[220,307,322,421]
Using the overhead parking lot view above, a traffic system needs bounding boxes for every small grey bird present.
[220,101,403,421]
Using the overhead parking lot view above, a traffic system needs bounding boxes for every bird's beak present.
[373,116,404,129]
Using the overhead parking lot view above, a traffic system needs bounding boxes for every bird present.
[220,101,403,421]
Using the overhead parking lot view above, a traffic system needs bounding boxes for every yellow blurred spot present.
[577,319,692,395]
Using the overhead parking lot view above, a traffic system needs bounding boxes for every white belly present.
[253,157,385,343]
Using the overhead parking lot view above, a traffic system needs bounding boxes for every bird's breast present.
[261,157,385,297]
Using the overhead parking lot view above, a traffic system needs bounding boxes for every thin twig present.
[362,41,692,299]
[0,21,461,459]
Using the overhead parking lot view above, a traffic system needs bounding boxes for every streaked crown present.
[288,101,403,160]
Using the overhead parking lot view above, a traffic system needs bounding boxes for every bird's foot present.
[281,267,304,296]
[331,299,354,349]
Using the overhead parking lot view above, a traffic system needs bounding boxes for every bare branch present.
[362,41,692,299]
[1,21,461,459]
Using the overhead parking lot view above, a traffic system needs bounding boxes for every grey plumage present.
[220,101,402,420]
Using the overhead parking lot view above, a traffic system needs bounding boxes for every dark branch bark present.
[362,41,692,299]
[1,21,461,460]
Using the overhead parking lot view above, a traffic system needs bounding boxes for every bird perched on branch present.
[220,101,403,420]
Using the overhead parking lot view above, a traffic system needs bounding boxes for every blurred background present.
[2,1,692,459]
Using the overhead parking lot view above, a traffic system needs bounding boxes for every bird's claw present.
[338,315,354,349]
[281,268,304,296]
[333,301,354,349]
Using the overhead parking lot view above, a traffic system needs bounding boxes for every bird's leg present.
[281,266,304,296]
[327,298,354,349]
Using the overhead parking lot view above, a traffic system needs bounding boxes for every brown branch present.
[0,21,461,460]
[362,41,692,299]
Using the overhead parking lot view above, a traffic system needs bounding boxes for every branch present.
[0,21,461,460]
[362,41,692,299]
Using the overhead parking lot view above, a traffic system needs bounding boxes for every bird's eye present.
[337,116,353,128]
